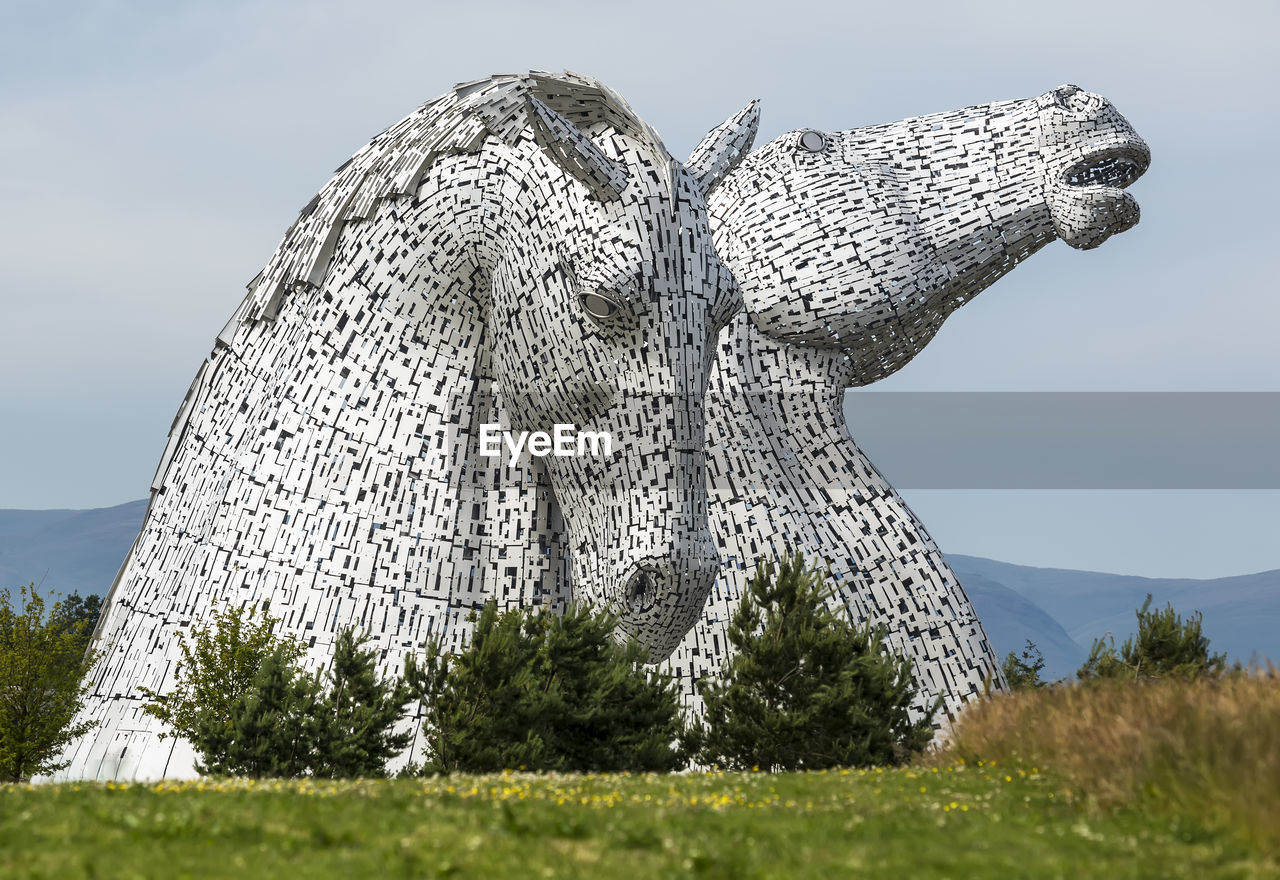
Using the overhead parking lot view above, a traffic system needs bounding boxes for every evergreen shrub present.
[688,553,935,771]
[408,601,686,773]
[1078,593,1227,681]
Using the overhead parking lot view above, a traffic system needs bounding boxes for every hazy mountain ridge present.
[1,500,1274,680]
[0,499,145,597]
[949,554,1280,677]
[955,573,1087,681]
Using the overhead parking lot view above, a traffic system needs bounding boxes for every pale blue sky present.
[1,0,1276,577]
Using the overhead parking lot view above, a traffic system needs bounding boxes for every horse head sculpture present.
[59,71,754,780]
[470,78,748,655]
[662,85,1150,724]
[709,83,1150,381]
[464,99,766,663]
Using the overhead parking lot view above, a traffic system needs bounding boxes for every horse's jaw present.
[1046,145,1148,250]
[559,458,721,662]
[1039,86,1151,250]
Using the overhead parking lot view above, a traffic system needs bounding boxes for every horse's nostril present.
[628,571,651,605]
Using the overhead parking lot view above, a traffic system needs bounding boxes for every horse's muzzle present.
[1049,138,1150,250]
[615,549,719,660]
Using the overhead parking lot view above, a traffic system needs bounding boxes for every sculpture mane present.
[241,70,670,326]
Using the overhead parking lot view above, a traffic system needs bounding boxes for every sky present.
[1,0,1276,578]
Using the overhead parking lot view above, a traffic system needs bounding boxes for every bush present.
[687,553,935,771]
[408,601,686,773]
[141,604,305,743]
[1002,640,1047,690]
[145,607,412,777]
[0,584,99,781]
[933,668,1280,855]
[1077,593,1227,681]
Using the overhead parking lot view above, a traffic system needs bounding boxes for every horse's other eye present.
[799,130,827,152]
[581,290,622,321]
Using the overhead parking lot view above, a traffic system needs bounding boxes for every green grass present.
[2,767,1273,879]
[935,671,1280,858]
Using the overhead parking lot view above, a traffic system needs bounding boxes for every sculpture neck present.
[715,314,855,435]
[708,317,899,518]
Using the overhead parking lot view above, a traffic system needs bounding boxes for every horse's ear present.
[1037,84,1084,110]
[686,100,760,193]
[526,96,629,202]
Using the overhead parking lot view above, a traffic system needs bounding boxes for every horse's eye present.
[581,290,622,321]
[799,130,827,153]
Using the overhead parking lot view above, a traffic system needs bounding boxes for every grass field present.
[3,764,1274,879]
[5,675,1277,877]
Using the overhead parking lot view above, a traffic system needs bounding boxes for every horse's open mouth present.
[1049,140,1149,250]
[1060,145,1149,190]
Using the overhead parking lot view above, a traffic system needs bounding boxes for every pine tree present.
[1002,640,1048,690]
[534,604,685,772]
[187,627,414,778]
[1078,593,1227,681]
[192,646,318,777]
[688,553,935,771]
[409,601,686,773]
[49,592,102,652]
[410,601,549,773]
[308,628,413,778]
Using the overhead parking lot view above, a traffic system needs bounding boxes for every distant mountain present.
[0,499,145,597]
[949,554,1280,674]
[1,500,1274,679]
[955,572,1087,682]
